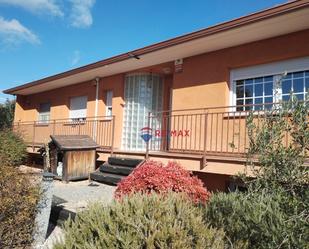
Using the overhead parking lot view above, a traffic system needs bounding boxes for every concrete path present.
[43,180,116,248]
[52,180,116,212]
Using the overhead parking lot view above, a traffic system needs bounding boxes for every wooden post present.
[63,152,69,183]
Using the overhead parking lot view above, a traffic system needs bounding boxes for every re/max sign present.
[153,129,190,137]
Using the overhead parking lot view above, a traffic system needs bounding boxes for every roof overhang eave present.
[4,0,309,96]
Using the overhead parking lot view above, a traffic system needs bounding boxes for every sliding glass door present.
[122,73,163,151]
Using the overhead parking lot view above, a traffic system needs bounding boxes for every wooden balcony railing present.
[13,116,115,152]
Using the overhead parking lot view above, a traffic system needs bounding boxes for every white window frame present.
[38,102,51,124]
[230,57,309,111]
[105,90,113,117]
[69,96,87,121]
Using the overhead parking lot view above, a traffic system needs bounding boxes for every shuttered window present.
[69,96,87,120]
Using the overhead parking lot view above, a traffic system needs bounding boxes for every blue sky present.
[0,0,287,102]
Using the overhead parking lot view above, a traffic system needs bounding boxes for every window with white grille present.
[106,90,113,116]
[231,57,309,111]
[281,71,309,102]
[38,102,50,123]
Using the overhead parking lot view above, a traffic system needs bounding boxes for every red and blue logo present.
[140,127,152,142]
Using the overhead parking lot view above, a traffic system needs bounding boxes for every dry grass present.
[0,165,41,249]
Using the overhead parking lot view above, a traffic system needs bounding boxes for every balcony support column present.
[32,121,36,152]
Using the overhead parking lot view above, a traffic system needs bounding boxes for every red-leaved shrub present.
[114,161,210,203]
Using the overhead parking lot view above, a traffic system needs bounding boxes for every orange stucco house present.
[4,1,309,191]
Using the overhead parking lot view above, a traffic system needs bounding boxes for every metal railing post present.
[202,111,208,169]
[145,112,151,159]
[111,116,115,155]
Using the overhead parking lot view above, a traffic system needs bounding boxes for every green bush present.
[55,192,225,249]
[0,165,40,248]
[246,95,309,201]
[205,191,308,249]
[228,95,309,248]
[0,99,15,129]
[0,129,27,166]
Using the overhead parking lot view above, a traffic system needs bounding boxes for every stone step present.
[108,157,143,167]
[50,205,76,226]
[90,171,124,185]
[100,163,135,175]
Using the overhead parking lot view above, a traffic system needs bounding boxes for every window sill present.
[223,110,274,119]
[222,107,296,119]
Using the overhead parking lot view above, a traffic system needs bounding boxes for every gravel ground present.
[43,180,116,249]
[51,180,116,211]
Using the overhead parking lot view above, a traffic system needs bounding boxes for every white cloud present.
[0,17,40,46]
[69,0,95,28]
[71,50,81,66]
[0,0,96,29]
[0,0,63,17]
